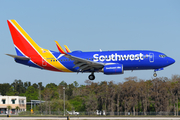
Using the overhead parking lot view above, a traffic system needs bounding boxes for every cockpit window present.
[159,55,167,58]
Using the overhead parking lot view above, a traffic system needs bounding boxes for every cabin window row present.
[50,55,150,62]
[51,59,72,62]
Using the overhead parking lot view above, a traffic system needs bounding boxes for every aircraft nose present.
[168,57,175,65]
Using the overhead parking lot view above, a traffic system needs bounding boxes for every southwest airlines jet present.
[7,20,175,80]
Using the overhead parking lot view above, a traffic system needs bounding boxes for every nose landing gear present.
[153,68,164,77]
[88,72,95,80]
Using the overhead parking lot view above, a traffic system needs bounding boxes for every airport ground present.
[1,116,180,120]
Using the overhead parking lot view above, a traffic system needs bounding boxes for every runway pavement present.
[1,117,180,120]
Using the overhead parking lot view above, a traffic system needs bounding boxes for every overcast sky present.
[1,0,180,86]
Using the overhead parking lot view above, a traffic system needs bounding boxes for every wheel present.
[88,74,95,80]
[153,73,157,77]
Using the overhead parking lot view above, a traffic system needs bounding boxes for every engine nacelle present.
[103,64,124,75]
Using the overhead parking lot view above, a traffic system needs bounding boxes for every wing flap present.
[78,65,89,71]
[64,54,104,72]
[73,63,85,68]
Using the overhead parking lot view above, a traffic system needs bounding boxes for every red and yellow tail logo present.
[7,20,72,72]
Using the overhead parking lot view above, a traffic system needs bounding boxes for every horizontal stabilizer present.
[6,54,30,60]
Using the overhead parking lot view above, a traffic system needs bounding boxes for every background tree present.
[115,83,122,115]
[85,93,98,113]
[3,76,180,115]
[69,96,85,111]
[7,105,12,115]
[6,86,17,95]
[11,79,26,95]
[25,86,38,102]
[0,83,11,95]
[42,88,53,114]
[15,106,20,115]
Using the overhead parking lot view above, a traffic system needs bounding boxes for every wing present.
[64,54,104,72]
[55,41,104,72]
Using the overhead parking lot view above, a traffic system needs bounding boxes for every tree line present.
[0,75,180,115]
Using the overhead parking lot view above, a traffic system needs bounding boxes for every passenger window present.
[2,99,5,104]
[11,99,15,104]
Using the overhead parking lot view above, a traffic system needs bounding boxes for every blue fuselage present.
[50,50,175,72]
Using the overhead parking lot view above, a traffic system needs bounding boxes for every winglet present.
[55,41,66,54]
[64,45,71,53]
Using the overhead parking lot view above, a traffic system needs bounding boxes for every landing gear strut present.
[153,72,157,77]
[88,72,95,80]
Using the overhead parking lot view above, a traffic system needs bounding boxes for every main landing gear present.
[88,72,95,80]
[153,72,157,77]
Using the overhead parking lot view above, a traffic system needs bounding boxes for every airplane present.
[6,20,175,80]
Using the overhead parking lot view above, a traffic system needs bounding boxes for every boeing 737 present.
[6,20,175,80]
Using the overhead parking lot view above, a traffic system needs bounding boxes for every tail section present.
[7,20,72,72]
[7,20,42,57]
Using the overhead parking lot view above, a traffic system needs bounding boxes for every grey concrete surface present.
[1,117,180,120]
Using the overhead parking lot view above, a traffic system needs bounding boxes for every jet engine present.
[103,64,124,75]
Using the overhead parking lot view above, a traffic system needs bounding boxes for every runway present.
[1,117,180,120]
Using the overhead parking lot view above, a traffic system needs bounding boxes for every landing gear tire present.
[153,73,157,77]
[88,74,95,80]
